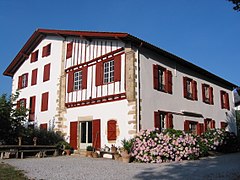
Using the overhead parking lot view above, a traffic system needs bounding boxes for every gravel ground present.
[2,152,240,180]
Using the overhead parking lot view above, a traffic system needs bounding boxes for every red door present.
[92,119,101,150]
[70,121,78,150]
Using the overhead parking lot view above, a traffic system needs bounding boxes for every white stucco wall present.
[64,99,132,148]
[12,36,63,129]
[139,48,236,133]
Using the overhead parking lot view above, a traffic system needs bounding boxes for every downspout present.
[136,48,140,133]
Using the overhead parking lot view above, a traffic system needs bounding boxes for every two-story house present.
[4,29,237,151]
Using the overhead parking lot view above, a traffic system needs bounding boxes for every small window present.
[43,63,51,82]
[220,121,228,130]
[183,77,197,100]
[66,42,73,59]
[107,120,117,141]
[31,69,38,86]
[154,111,173,132]
[184,120,197,135]
[202,84,214,104]
[104,60,114,84]
[42,43,51,57]
[18,73,28,89]
[153,64,172,94]
[41,92,49,112]
[30,50,39,63]
[220,90,230,110]
[74,71,82,91]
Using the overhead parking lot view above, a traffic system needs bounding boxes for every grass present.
[0,162,28,180]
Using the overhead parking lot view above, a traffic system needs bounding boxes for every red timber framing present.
[70,121,78,150]
[65,93,126,108]
[65,47,125,108]
[92,119,101,150]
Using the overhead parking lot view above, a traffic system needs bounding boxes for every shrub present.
[121,138,134,153]
[86,145,93,151]
[131,129,200,163]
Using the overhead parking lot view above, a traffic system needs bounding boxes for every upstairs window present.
[153,64,172,94]
[220,90,230,110]
[183,77,198,100]
[18,73,28,89]
[42,43,51,57]
[66,42,73,59]
[154,111,173,132]
[17,98,27,109]
[202,84,214,105]
[31,68,38,86]
[43,63,51,82]
[104,60,114,84]
[95,55,121,86]
[74,71,82,90]
[41,92,49,112]
[30,50,39,63]
[67,67,88,93]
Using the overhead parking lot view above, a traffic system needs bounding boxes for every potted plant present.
[56,141,72,156]
[86,145,93,157]
[121,138,134,163]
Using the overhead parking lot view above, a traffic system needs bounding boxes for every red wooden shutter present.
[220,91,224,109]
[192,80,198,100]
[107,120,117,141]
[167,70,172,94]
[202,84,206,102]
[43,63,51,82]
[82,67,88,89]
[197,123,201,135]
[209,87,214,105]
[184,120,190,131]
[29,96,36,121]
[153,64,159,90]
[70,121,78,150]
[40,123,48,130]
[210,120,215,129]
[92,119,101,150]
[42,44,51,57]
[225,93,230,110]
[31,50,38,63]
[67,71,74,93]
[18,76,22,89]
[220,122,227,129]
[16,100,20,109]
[41,92,49,111]
[154,111,160,129]
[183,77,187,98]
[204,119,208,132]
[114,55,121,82]
[42,46,46,57]
[31,69,38,85]
[23,98,27,108]
[166,113,173,129]
[66,42,73,59]
[96,62,103,86]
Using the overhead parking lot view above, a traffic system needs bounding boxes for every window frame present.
[103,60,115,84]
[42,43,51,57]
[74,70,83,91]
[183,77,198,101]
[30,50,39,63]
[202,83,214,105]
[220,90,230,110]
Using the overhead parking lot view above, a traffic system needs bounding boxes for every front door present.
[79,121,92,150]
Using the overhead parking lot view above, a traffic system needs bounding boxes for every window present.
[67,67,88,92]
[220,90,230,110]
[29,96,36,121]
[202,84,214,104]
[42,43,51,57]
[40,123,48,130]
[183,77,198,100]
[41,92,49,112]
[204,119,215,131]
[220,121,228,130]
[103,60,114,84]
[31,69,38,86]
[30,50,39,63]
[153,64,172,94]
[107,120,117,141]
[154,111,173,132]
[17,98,26,109]
[95,55,121,86]
[43,63,51,82]
[74,71,82,90]
[66,42,73,59]
[184,120,204,135]
[18,73,28,89]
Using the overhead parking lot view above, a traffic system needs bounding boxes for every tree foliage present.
[0,93,28,144]
[228,0,240,11]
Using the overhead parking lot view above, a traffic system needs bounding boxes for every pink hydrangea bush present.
[202,129,225,151]
[131,129,200,163]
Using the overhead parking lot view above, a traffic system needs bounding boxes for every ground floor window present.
[154,111,173,132]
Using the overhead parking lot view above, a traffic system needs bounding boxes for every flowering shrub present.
[201,129,225,151]
[131,129,200,163]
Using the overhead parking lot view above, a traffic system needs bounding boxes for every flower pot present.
[114,153,121,160]
[92,152,98,158]
[121,150,130,163]
[65,149,71,156]
[86,151,93,157]
[111,146,117,153]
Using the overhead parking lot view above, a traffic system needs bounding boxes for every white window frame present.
[103,60,114,84]
[74,71,82,91]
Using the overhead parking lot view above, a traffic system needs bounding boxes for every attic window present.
[30,50,39,63]
[42,43,51,57]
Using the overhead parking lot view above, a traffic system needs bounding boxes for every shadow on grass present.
[133,153,240,180]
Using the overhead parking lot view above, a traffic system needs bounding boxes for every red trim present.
[65,93,126,108]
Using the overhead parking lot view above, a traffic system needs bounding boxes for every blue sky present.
[0,0,239,95]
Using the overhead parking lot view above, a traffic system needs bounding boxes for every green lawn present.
[0,162,28,180]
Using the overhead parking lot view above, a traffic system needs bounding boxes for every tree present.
[228,0,240,11]
[236,110,240,135]
[0,93,28,144]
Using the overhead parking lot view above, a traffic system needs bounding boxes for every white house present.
[4,29,237,151]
